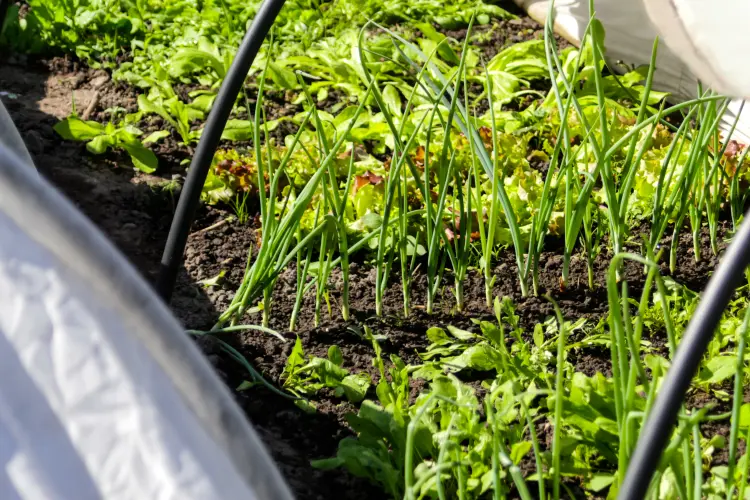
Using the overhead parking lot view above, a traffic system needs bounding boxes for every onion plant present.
[729,142,750,232]
[543,0,727,281]
[687,94,730,261]
[313,219,334,326]
[726,306,750,496]
[473,51,565,300]
[575,166,605,289]
[396,156,419,317]
[471,66,502,306]
[702,101,744,255]
[298,78,362,325]
[543,3,607,287]
[287,95,367,329]
[422,104,451,314]
[373,20,533,297]
[544,1,728,288]
[418,31,475,313]
[289,203,319,331]
[527,76,580,293]
[644,89,729,267]
[546,296,569,499]
[603,250,730,497]
[573,92,727,274]
[214,70,375,329]
[543,1,663,286]
[446,167,474,312]
[373,110,430,315]
[445,56,478,312]
[648,104,696,255]
[662,93,729,271]
[298,208,428,321]
[336,151,358,319]
[356,23,444,316]
[410,22,486,312]
[257,63,312,328]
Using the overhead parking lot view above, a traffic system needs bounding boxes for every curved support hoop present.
[156,0,287,301]
[620,210,750,499]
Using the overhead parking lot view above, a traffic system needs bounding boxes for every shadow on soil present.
[0,56,375,500]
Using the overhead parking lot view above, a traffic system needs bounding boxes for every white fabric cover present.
[0,119,293,500]
[0,206,258,499]
[514,0,750,144]
[644,0,750,100]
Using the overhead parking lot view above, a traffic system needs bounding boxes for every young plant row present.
[274,253,750,499]
[201,9,748,333]
[1,0,512,91]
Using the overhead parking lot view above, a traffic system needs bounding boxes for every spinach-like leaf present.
[54,116,158,173]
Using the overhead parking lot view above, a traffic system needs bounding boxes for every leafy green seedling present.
[54,115,158,173]
[283,338,371,403]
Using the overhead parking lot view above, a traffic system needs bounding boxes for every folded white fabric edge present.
[513,0,750,145]
[0,142,294,500]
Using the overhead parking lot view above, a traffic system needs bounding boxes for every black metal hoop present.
[156,0,287,301]
[620,210,750,498]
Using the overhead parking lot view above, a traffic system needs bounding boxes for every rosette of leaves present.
[202,149,263,204]
[54,116,159,174]
[282,339,371,403]
[284,139,327,188]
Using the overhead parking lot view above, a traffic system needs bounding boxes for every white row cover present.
[644,0,750,100]
[0,209,256,499]
[514,0,750,144]
[0,101,293,500]
[3,1,746,496]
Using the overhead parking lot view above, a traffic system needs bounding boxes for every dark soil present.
[0,4,739,498]
[439,12,572,62]
[686,385,750,469]
[436,10,573,118]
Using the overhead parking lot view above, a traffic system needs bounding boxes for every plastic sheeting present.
[513,0,750,144]
[644,0,750,100]
[0,209,258,499]
[0,106,293,500]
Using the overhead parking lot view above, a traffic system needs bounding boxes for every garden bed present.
[3,0,750,498]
